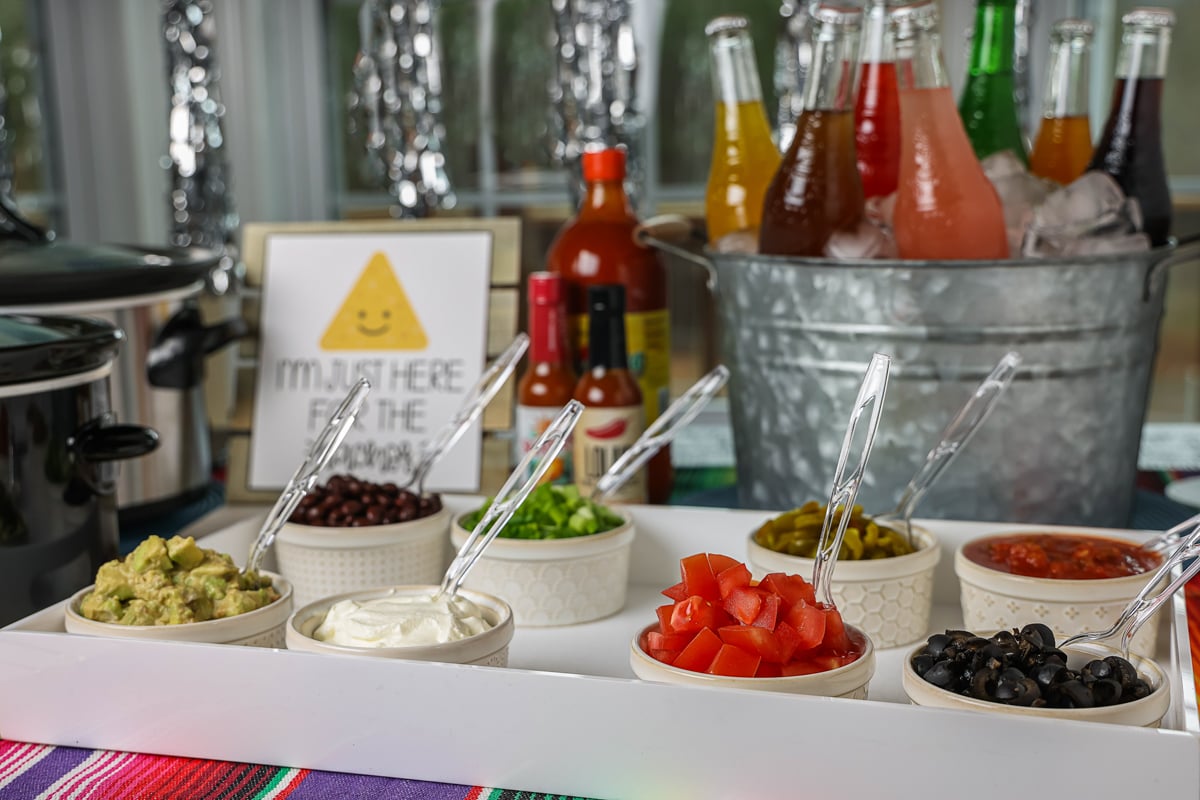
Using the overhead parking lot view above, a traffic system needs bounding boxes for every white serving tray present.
[2,498,1198,799]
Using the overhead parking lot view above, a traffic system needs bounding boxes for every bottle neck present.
[860,0,894,65]
[802,19,861,111]
[967,1,1017,76]
[1115,25,1171,79]
[528,299,569,364]
[895,20,951,91]
[587,309,629,372]
[579,179,633,221]
[708,29,764,104]
[1042,32,1091,118]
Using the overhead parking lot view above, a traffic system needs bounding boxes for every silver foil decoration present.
[0,24,11,202]
[349,0,456,218]
[548,0,644,209]
[162,0,239,293]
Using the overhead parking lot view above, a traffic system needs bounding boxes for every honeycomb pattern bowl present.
[745,526,941,649]
[449,510,635,627]
[276,507,450,609]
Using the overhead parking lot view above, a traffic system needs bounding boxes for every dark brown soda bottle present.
[1087,8,1174,247]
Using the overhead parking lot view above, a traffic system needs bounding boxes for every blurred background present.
[1,0,1197,422]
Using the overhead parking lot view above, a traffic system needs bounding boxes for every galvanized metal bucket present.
[643,219,1200,527]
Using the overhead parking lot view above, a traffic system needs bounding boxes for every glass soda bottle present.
[547,146,673,502]
[855,0,901,200]
[704,16,781,243]
[1087,7,1174,247]
[759,4,864,257]
[958,0,1027,163]
[1029,19,1095,185]
[891,0,1009,260]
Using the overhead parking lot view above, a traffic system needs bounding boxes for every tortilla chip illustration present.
[320,252,428,351]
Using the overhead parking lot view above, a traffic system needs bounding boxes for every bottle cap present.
[587,284,626,317]
[1051,18,1095,39]
[889,0,939,26]
[705,15,749,37]
[810,3,863,27]
[1122,7,1174,29]
[581,147,626,182]
[528,272,563,306]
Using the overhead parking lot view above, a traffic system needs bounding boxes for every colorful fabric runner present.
[0,741,598,800]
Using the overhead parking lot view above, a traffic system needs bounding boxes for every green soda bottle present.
[958,0,1027,163]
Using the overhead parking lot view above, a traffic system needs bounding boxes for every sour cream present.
[313,592,492,648]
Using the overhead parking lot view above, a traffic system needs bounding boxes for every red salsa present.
[963,533,1160,580]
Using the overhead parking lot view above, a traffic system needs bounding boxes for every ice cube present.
[865,193,896,230]
[823,217,897,260]
[1030,171,1134,236]
[711,230,759,255]
[981,150,1028,182]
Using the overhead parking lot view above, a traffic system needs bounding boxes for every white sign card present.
[248,231,492,492]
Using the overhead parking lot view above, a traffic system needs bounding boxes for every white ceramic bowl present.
[64,572,293,648]
[746,526,941,649]
[954,532,1164,657]
[276,507,451,609]
[285,585,514,667]
[629,622,875,699]
[901,639,1170,727]
[449,509,635,626]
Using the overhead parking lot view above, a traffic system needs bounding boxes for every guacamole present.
[80,535,280,625]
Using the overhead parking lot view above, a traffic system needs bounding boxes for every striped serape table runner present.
[0,741,599,800]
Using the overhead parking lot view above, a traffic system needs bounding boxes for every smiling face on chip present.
[356,306,394,337]
[321,252,429,351]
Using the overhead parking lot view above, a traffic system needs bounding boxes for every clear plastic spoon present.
[874,351,1021,546]
[437,399,584,600]
[590,365,730,503]
[1059,517,1200,659]
[811,353,891,608]
[402,333,529,498]
[246,378,372,574]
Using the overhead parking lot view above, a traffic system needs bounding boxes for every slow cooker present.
[0,314,159,625]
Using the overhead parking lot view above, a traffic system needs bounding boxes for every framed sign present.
[234,219,519,496]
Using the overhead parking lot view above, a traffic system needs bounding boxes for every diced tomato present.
[648,648,675,664]
[780,659,826,677]
[755,662,783,678]
[707,643,761,678]
[785,600,827,651]
[656,604,675,633]
[715,562,753,599]
[718,625,783,663]
[647,630,693,652]
[672,627,723,672]
[772,620,801,664]
[750,593,780,630]
[706,553,741,576]
[669,596,719,634]
[661,581,688,602]
[821,605,852,652]
[680,554,720,602]
[760,572,817,609]
[722,585,763,625]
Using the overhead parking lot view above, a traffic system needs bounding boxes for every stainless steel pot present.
[642,218,1200,527]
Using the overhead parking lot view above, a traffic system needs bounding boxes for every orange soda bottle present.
[1029,19,1095,185]
[759,4,865,257]
[891,0,1009,260]
[704,16,780,243]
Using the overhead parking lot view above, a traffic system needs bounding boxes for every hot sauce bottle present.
[573,285,646,504]
[514,272,577,483]
[548,146,672,503]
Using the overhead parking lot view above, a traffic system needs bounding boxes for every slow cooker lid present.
[0,314,124,386]
[0,241,220,305]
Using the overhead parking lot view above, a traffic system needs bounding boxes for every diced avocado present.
[128,536,172,574]
[166,535,205,569]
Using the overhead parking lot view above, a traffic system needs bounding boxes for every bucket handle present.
[1144,232,1200,301]
[634,214,718,292]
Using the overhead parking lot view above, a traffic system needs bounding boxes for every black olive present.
[964,637,991,653]
[1020,623,1056,650]
[925,633,952,658]
[912,653,936,677]
[992,629,1019,650]
[980,643,1007,670]
[1130,681,1153,701]
[1058,679,1095,709]
[1081,659,1114,683]
[922,660,957,689]
[970,667,998,700]
[1042,649,1068,665]
[946,630,974,642]
[1033,661,1066,687]
[1009,678,1042,707]
[1090,679,1124,706]
[1104,655,1140,689]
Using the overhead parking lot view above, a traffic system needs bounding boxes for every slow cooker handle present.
[73,424,160,462]
[146,305,251,389]
[0,193,52,245]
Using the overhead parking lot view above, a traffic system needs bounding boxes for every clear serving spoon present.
[401,333,529,499]
[874,351,1021,547]
[811,353,892,609]
[590,365,731,503]
[1138,509,1200,555]
[246,377,372,574]
[437,399,584,601]
[1059,517,1200,659]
